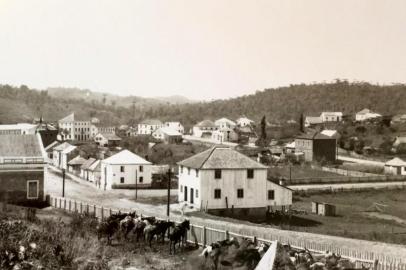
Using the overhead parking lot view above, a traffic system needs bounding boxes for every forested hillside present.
[1,81,406,128]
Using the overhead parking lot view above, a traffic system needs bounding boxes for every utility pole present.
[62,169,65,197]
[167,168,171,217]
[135,169,138,200]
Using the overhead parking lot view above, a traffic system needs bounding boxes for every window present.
[247,169,254,179]
[180,166,183,173]
[27,180,39,199]
[214,189,221,199]
[196,169,199,177]
[4,159,23,164]
[188,168,190,175]
[214,169,222,179]
[120,166,125,172]
[237,189,244,198]
[120,177,125,183]
[196,190,199,198]
[139,165,143,172]
[139,176,143,183]
[268,190,275,200]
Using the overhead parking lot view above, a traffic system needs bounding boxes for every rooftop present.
[385,157,406,166]
[59,113,89,123]
[195,120,216,128]
[102,149,151,165]
[88,159,101,172]
[0,123,37,131]
[178,146,268,169]
[140,119,162,125]
[81,158,96,170]
[0,134,43,158]
[68,155,87,166]
[157,127,182,136]
[98,133,122,141]
[296,131,336,140]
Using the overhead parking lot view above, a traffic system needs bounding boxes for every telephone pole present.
[167,168,171,217]
[62,169,65,197]
[135,169,138,200]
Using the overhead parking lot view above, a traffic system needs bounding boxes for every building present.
[0,123,37,135]
[58,113,91,141]
[100,150,152,190]
[215,118,237,129]
[137,119,163,135]
[177,146,292,215]
[80,158,96,181]
[44,141,60,164]
[88,160,101,186]
[0,134,46,205]
[304,116,323,127]
[320,112,343,122]
[90,125,116,138]
[164,122,184,134]
[236,125,257,145]
[355,109,382,122]
[94,133,122,147]
[192,120,217,138]
[393,136,406,148]
[35,123,58,147]
[52,142,77,169]
[384,158,406,175]
[236,117,254,127]
[67,155,87,174]
[295,132,337,162]
[152,127,183,144]
[211,127,238,143]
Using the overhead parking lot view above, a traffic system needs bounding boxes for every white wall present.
[100,163,152,190]
[265,181,292,206]
[178,166,202,209]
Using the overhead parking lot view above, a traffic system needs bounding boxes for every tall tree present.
[260,115,267,140]
[299,113,304,133]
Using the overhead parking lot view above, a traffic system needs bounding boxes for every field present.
[268,165,344,180]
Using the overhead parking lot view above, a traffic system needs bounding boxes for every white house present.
[384,158,406,175]
[355,109,382,122]
[88,160,101,186]
[0,123,37,135]
[320,112,343,122]
[90,125,116,138]
[304,116,323,127]
[80,158,96,181]
[192,120,217,138]
[211,128,238,143]
[177,146,292,215]
[164,122,184,134]
[44,141,60,164]
[215,118,236,129]
[152,127,183,144]
[94,133,122,147]
[100,150,152,190]
[137,119,163,135]
[236,117,254,127]
[52,142,77,169]
[58,113,91,141]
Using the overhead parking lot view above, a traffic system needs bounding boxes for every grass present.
[130,195,178,205]
[268,164,344,180]
[339,163,384,174]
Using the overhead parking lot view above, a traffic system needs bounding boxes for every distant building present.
[52,142,78,169]
[295,131,337,162]
[58,113,91,141]
[137,119,163,135]
[192,120,217,138]
[35,123,58,147]
[0,123,37,135]
[0,134,46,205]
[44,141,60,164]
[67,155,87,175]
[304,116,323,127]
[211,127,238,143]
[88,160,101,186]
[100,150,152,190]
[164,122,184,134]
[320,112,343,122]
[80,158,96,181]
[236,117,254,127]
[392,136,406,149]
[236,125,257,145]
[215,118,237,129]
[391,114,406,124]
[152,127,183,144]
[177,146,292,215]
[355,109,382,122]
[94,133,122,147]
[90,125,116,138]
[384,158,406,175]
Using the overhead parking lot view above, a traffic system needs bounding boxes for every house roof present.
[305,116,323,124]
[88,160,101,172]
[296,131,335,140]
[156,127,182,136]
[178,146,268,169]
[0,134,43,158]
[68,155,87,166]
[320,129,338,138]
[357,108,371,114]
[394,136,406,146]
[0,123,37,131]
[140,119,162,125]
[61,145,77,154]
[321,112,343,116]
[236,117,254,123]
[81,158,96,170]
[102,149,151,165]
[53,142,73,152]
[285,141,295,148]
[44,141,60,153]
[215,118,236,126]
[97,133,122,141]
[59,113,89,122]
[195,120,216,128]
[385,157,406,167]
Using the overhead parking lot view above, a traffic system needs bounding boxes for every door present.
[27,181,39,199]
[397,166,402,175]
[190,188,194,204]
[184,186,188,202]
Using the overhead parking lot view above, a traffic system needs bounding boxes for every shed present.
[313,202,336,216]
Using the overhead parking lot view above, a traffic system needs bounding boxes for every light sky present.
[0,0,405,100]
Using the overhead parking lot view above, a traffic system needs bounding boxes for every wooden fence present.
[47,195,406,270]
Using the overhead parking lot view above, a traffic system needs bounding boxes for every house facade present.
[90,125,116,138]
[137,119,163,135]
[236,117,254,127]
[295,132,337,162]
[0,134,46,205]
[94,133,122,147]
[88,160,101,186]
[100,150,152,190]
[152,127,183,144]
[192,120,218,138]
[58,113,91,141]
[320,112,343,122]
[80,158,96,181]
[355,109,382,122]
[177,146,292,215]
[0,123,37,135]
[215,118,237,129]
[164,122,184,134]
[384,158,406,175]
[211,128,238,143]
[52,142,77,169]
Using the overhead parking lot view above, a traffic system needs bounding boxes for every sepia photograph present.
[0,0,405,269]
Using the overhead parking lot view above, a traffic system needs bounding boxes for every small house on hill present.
[101,150,152,190]
[192,120,217,138]
[152,127,183,144]
[384,158,406,175]
[355,109,382,122]
[94,133,122,147]
[0,134,46,205]
[236,116,254,127]
[215,118,237,129]
[295,131,337,162]
[137,119,163,135]
[177,146,292,216]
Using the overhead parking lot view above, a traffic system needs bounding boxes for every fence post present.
[69,200,71,212]
[109,208,112,217]
[225,230,229,240]
[101,207,104,220]
[74,201,77,212]
[80,202,83,213]
[59,198,62,208]
[86,204,89,214]
[202,226,206,246]
[64,199,66,210]
[94,205,96,217]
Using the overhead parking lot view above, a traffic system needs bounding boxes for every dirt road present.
[289,181,406,191]
[337,156,385,166]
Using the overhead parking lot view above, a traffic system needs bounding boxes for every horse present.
[169,219,190,254]
[144,220,175,248]
[96,218,120,245]
[119,215,138,239]
[200,237,240,270]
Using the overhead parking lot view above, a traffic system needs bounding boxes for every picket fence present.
[47,195,406,270]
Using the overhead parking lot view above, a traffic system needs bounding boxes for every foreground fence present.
[47,195,406,270]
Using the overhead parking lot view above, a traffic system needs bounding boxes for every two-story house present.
[177,146,292,216]
[192,120,217,138]
[137,119,163,135]
[164,122,184,134]
[58,113,91,141]
[236,117,254,127]
[295,131,337,162]
[100,150,152,190]
[215,118,237,129]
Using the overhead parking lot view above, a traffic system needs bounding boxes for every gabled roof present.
[305,116,323,124]
[320,129,338,138]
[195,120,216,128]
[68,155,87,166]
[140,119,162,125]
[178,146,268,169]
[53,142,73,152]
[357,108,371,114]
[97,133,122,141]
[102,149,151,165]
[0,134,43,158]
[236,116,254,123]
[59,113,89,122]
[385,157,406,166]
[81,158,96,170]
[44,141,60,153]
[215,118,236,126]
[61,144,77,154]
[88,160,101,172]
[155,127,182,136]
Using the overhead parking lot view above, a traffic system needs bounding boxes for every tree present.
[102,94,107,105]
[256,115,268,147]
[299,113,304,133]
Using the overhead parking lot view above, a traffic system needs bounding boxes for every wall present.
[265,181,292,207]
[295,139,313,161]
[100,163,152,190]
[178,166,202,209]
[313,139,336,162]
[0,170,44,204]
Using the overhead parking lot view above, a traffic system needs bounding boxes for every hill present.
[1,81,406,129]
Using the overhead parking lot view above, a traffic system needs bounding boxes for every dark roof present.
[178,146,268,169]
[81,158,96,170]
[0,134,43,157]
[44,141,60,153]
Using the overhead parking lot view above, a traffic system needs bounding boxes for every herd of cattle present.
[95,212,371,270]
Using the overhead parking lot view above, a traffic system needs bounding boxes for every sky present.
[0,0,405,100]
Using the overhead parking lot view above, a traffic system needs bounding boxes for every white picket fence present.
[48,195,406,270]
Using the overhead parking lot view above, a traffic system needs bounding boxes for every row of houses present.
[305,109,382,127]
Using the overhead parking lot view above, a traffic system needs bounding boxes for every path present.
[288,180,406,191]
[338,156,385,167]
